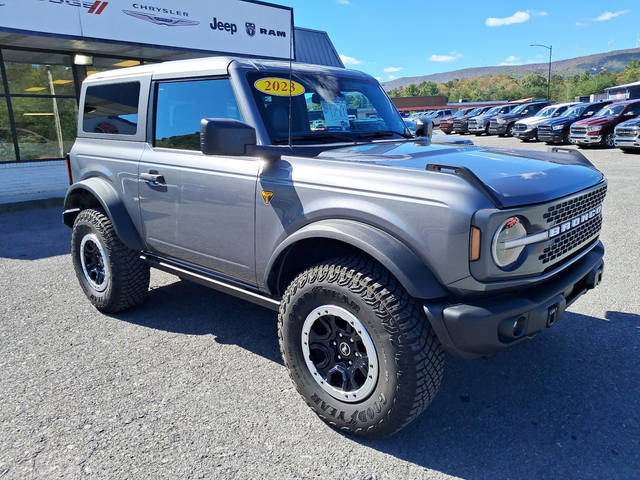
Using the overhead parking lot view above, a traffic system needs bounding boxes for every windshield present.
[594,104,625,117]
[561,105,586,118]
[247,72,407,144]
[466,108,482,116]
[453,109,469,117]
[511,104,527,114]
[537,106,555,117]
[485,106,501,115]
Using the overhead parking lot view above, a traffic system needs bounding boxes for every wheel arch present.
[265,219,447,300]
[63,177,144,251]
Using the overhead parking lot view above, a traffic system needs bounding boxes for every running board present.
[139,254,281,311]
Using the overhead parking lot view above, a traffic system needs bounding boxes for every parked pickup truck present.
[513,103,576,141]
[439,107,476,134]
[614,117,640,152]
[452,106,492,134]
[468,104,517,135]
[538,101,611,145]
[64,57,607,439]
[570,99,640,147]
[488,101,550,137]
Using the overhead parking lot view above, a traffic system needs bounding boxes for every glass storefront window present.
[3,50,75,97]
[11,97,77,161]
[0,98,16,162]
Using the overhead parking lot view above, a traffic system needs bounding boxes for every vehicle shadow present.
[111,278,283,365]
[0,206,70,260]
[111,278,639,479]
[362,310,640,479]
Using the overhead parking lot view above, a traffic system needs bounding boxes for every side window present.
[83,82,140,135]
[554,106,567,116]
[625,104,640,116]
[155,78,241,150]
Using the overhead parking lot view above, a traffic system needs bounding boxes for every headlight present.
[497,118,506,124]
[492,217,527,269]
[552,125,564,131]
[586,126,601,133]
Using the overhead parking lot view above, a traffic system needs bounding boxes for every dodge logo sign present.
[246,22,255,37]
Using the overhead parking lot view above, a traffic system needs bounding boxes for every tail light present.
[65,153,73,185]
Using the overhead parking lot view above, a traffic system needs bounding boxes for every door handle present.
[140,171,165,185]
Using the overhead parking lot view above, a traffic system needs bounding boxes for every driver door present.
[138,77,259,284]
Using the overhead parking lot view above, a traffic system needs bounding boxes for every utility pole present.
[530,44,552,100]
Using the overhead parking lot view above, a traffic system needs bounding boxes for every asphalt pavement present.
[1,135,639,479]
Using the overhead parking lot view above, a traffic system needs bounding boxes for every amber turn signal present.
[470,227,481,261]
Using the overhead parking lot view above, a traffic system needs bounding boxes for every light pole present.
[530,44,552,100]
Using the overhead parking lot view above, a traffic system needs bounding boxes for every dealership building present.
[0,0,342,204]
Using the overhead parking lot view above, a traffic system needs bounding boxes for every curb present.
[0,197,64,214]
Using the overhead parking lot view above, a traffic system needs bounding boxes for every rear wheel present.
[278,255,444,439]
[71,208,150,313]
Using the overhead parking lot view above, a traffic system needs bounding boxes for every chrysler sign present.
[0,0,293,60]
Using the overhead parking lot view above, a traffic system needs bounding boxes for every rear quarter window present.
[83,82,140,135]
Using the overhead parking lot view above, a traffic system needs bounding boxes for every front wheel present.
[278,255,444,439]
[602,131,615,148]
[507,123,515,137]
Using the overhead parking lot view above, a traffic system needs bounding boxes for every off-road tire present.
[602,131,615,148]
[71,208,150,313]
[278,255,444,439]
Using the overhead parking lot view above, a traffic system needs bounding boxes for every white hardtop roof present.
[605,80,640,91]
[84,56,361,84]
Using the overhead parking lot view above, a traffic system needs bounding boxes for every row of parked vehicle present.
[408,99,640,152]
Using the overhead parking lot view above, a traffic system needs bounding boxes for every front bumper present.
[570,133,602,145]
[614,136,640,148]
[538,131,565,143]
[468,124,487,133]
[488,123,508,135]
[514,129,537,140]
[439,124,454,133]
[424,241,604,359]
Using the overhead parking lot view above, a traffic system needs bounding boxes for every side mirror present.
[200,118,256,156]
[415,117,433,139]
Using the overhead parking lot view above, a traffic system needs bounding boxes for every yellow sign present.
[261,190,274,205]
[254,77,305,97]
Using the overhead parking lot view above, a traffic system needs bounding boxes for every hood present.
[515,115,547,126]
[316,141,603,208]
[617,117,640,127]
[541,116,579,127]
[573,115,619,127]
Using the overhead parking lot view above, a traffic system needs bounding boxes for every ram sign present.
[0,0,294,60]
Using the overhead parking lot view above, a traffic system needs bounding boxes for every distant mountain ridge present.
[382,48,640,91]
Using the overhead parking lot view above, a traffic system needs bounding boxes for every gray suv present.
[63,57,606,439]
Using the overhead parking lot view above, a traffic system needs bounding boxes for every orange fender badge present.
[261,190,274,205]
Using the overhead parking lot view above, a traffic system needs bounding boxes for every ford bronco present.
[64,57,606,438]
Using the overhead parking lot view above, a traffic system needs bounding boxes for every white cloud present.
[383,66,403,73]
[388,75,397,80]
[486,10,530,27]
[575,21,588,27]
[339,54,361,66]
[499,55,522,66]
[593,10,630,21]
[429,52,463,62]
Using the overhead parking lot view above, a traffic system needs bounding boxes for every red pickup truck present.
[569,99,640,147]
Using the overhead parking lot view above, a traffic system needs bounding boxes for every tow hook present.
[547,305,559,328]
[585,264,604,289]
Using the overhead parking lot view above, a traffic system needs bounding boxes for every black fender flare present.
[265,219,447,300]
[63,177,144,251]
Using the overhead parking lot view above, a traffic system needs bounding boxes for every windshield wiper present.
[273,133,356,144]
[356,130,410,139]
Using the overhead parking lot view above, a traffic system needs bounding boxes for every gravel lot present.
[1,136,639,479]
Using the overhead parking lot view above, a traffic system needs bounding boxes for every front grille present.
[468,120,477,128]
[539,215,602,265]
[543,184,607,225]
[514,123,527,131]
[490,120,498,129]
[538,125,552,134]
[616,128,638,137]
[453,120,465,128]
[571,126,587,135]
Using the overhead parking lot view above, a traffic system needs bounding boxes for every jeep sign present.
[0,0,293,60]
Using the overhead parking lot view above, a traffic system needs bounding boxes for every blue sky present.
[281,1,639,81]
